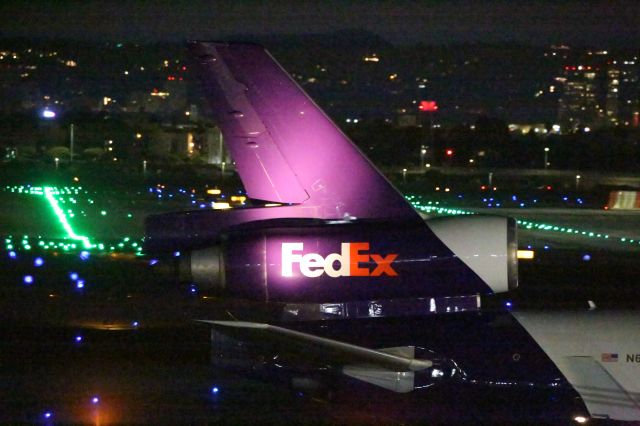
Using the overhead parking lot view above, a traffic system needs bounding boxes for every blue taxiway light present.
[91,396,99,404]
[69,272,79,281]
[211,386,219,394]
[582,254,592,262]
[8,251,17,259]
[23,275,34,284]
[76,280,85,289]
[75,335,83,343]
[34,257,44,267]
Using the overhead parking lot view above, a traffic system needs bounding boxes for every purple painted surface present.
[145,43,513,307]
[189,41,419,220]
[221,220,492,303]
[145,206,322,252]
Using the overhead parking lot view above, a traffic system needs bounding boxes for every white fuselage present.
[513,311,640,421]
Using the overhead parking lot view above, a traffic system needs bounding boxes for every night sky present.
[1,0,640,47]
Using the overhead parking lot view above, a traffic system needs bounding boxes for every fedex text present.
[281,242,398,278]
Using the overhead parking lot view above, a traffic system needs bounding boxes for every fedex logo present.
[281,242,398,278]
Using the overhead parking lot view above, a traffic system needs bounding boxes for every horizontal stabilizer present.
[343,367,415,393]
[200,320,433,374]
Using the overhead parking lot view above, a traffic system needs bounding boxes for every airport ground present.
[0,166,638,424]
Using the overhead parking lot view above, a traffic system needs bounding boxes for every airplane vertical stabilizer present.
[189,42,420,221]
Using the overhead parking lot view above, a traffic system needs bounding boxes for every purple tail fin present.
[189,42,419,221]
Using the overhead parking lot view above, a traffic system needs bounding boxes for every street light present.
[576,174,581,190]
[544,147,550,169]
[420,146,427,168]
[54,157,59,170]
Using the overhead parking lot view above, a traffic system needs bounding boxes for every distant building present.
[558,58,640,131]
[606,60,640,127]
[148,123,229,165]
[557,65,601,131]
[507,123,553,135]
[396,113,418,128]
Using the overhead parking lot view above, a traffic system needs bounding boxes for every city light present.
[419,100,438,112]
[41,109,56,119]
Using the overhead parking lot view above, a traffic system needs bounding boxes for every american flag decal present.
[601,353,619,362]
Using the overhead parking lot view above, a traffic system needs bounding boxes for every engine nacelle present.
[177,216,517,303]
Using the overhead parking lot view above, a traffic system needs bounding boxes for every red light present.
[167,75,176,81]
[546,185,552,190]
[182,66,187,71]
[445,149,453,157]
[480,185,487,190]
[419,100,439,112]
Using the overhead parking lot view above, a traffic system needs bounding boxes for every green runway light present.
[406,194,638,249]
[44,186,93,249]
[3,185,146,255]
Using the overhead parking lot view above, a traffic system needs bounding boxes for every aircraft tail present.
[189,42,419,221]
